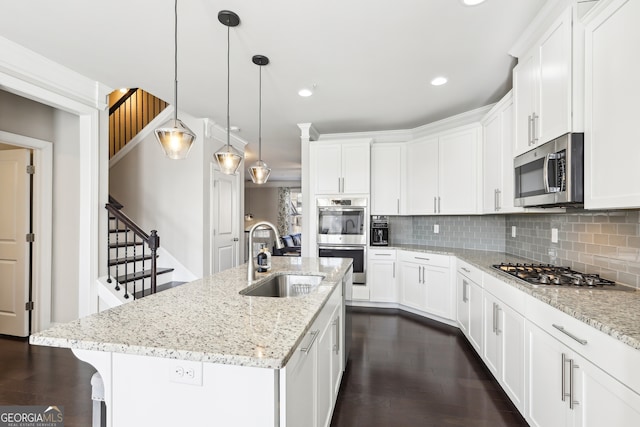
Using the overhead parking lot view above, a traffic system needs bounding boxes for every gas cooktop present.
[492,263,633,291]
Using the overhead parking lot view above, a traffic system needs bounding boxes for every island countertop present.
[29,257,353,369]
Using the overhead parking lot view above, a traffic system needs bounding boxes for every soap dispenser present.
[257,245,268,273]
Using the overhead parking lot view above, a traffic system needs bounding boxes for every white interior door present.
[0,149,31,337]
[212,169,238,273]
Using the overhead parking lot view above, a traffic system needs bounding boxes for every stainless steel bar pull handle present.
[531,112,539,144]
[461,267,470,273]
[301,329,320,354]
[492,302,497,333]
[438,196,441,213]
[553,324,588,345]
[496,189,501,211]
[333,317,340,354]
[397,198,400,214]
[434,197,437,213]
[393,262,395,278]
[462,279,468,302]
[495,305,501,335]
[562,353,568,402]
[527,114,532,146]
[570,359,579,409]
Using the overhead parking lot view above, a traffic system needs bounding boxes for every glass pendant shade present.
[154,118,196,160]
[215,144,243,175]
[249,160,271,184]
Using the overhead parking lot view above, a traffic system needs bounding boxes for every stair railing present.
[106,198,159,298]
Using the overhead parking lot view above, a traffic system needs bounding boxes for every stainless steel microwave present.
[514,133,584,207]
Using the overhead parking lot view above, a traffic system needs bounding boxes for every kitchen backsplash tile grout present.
[389,210,640,289]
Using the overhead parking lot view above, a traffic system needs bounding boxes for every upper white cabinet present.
[512,7,579,157]
[584,0,640,209]
[406,126,481,215]
[311,139,371,195]
[482,92,523,214]
[371,144,405,215]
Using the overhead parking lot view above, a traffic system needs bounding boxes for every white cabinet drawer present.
[368,248,396,260]
[526,294,640,394]
[398,250,450,268]
[456,259,482,285]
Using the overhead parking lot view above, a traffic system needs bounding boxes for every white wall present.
[245,187,279,228]
[0,90,82,323]
[109,113,206,277]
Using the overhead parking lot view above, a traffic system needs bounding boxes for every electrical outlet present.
[434,224,440,234]
[511,226,517,238]
[551,228,558,243]
[170,361,203,386]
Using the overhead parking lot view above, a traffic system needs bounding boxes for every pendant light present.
[214,10,243,175]
[154,0,196,160]
[249,55,272,184]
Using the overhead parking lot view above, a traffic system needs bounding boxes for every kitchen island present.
[30,257,353,427]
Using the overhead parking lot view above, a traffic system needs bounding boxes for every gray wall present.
[506,210,640,288]
[390,215,506,251]
[0,89,81,322]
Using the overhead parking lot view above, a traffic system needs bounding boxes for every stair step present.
[108,254,157,267]
[133,281,187,299]
[109,241,144,249]
[115,267,174,284]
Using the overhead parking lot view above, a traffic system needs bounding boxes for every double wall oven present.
[317,198,367,284]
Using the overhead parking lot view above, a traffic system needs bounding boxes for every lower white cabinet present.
[482,289,526,413]
[525,321,640,427]
[368,249,397,303]
[284,285,343,427]
[456,267,483,353]
[399,251,453,320]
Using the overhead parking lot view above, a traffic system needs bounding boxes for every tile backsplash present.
[506,210,640,288]
[388,210,640,289]
[389,215,506,251]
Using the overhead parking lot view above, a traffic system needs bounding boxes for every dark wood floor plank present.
[331,308,529,427]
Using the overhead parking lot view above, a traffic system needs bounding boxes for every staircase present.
[106,196,185,300]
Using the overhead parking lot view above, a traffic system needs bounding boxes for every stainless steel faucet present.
[247,221,284,282]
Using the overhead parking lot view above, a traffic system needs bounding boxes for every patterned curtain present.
[277,187,291,237]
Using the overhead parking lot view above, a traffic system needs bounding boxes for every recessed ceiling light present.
[431,77,448,86]
[225,126,240,132]
[462,0,486,6]
[298,88,313,97]
[119,88,128,93]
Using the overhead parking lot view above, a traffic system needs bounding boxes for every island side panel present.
[110,353,277,426]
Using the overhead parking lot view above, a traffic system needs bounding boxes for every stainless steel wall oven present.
[317,198,367,284]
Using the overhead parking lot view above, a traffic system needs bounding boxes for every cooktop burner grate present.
[491,263,632,290]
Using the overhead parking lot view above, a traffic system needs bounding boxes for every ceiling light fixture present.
[431,76,448,86]
[154,0,196,160]
[249,55,272,185]
[214,10,243,175]
[462,0,486,6]
[298,88,313,97]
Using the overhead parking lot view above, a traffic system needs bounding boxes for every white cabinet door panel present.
[407,138,438,214]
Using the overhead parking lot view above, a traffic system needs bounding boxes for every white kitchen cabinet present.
[407,126,480,215]
[584,0,640,209]
[525,321,640,427]
[482,287,526,413]
[399,251,453,320]
[513,7,575,157]
[406,137,438,214]
[371,144,405,215]
[285,328,317,427]
[368,248,397,303]
[311,139,371,195]
[284,284,343,427]
[456,262,483,354]
[482,92,523,214]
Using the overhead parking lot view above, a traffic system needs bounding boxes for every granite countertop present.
[29,257,353,369]
[386,244,640,351]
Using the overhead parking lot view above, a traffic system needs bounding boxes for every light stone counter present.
[387,244,640,351]
[30,257,353,369]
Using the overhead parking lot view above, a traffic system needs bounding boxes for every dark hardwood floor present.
[331,307,529,427]
[1,308,528,427]
[0,335,95,427]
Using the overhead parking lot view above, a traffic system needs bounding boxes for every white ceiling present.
[0,0,545,181]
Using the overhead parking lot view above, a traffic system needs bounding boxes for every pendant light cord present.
[258,65,262,162]
[173,0,178,123]
[226,25,231,150]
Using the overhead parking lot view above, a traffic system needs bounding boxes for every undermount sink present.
[241,274,324,298]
